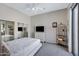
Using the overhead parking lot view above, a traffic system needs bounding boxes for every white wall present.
[31,9,68,43]
[0,4,31,39]
[67,7,73,53]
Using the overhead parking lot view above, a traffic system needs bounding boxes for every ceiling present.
[4,3,69,16]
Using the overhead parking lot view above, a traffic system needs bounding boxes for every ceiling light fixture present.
[32,7,44,11]
[25,4,45,11]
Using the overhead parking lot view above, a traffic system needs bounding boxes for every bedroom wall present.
[31,9,68,43]
[67,7,72,53]
[0,4,31,39]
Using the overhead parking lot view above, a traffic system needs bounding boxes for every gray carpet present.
[35,43,73,56]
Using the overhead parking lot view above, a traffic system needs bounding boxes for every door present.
[72,4,78,56]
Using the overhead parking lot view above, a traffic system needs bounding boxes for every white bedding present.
[6,38,42,56]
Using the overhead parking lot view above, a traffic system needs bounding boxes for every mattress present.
[6,38,42,56]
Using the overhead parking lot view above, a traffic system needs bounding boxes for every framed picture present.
[52,22,57,28]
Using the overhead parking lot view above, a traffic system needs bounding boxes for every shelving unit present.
[56,23,67,46]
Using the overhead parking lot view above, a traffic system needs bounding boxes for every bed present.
[3,37,42,56]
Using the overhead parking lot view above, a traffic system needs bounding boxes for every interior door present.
[72,4,78,56]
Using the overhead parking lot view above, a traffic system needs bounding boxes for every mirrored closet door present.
[0,20,14,42]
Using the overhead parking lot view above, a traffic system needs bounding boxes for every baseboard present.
[41,41,57,44]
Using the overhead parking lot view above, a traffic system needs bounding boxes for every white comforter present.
[6,38,42,56]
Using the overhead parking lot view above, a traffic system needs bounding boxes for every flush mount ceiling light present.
[32,7,45,11]
[25,3,45,11]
